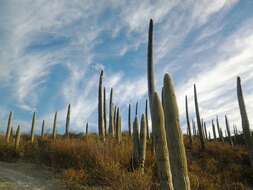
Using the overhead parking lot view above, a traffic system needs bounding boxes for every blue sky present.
[0,0,253,135]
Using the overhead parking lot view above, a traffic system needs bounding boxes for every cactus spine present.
[212,120,216,140]
[133,115,140,169]
[163,74,190,190]
[41,120,45,138]
[15,125,21,150]
[145,99,150,139]
[98,70,105,141]
[194,84,206,150]
[237,77,253,167]
[104,87,107,136]
[139,114,147,174]
[152,92,174,190]
[109,88,115,136]
[5,111,12,143]
[225,115,233,146]
[185,95,192,147]
[65,104,71,137]
[128,104,132,136]
[116,108,122,143]
[31,112,36,143]
[53,112,57,140]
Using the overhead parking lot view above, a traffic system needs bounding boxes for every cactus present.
[53,112,57,140]
[98,70,105,141]
[15,125,21,150]
[109,88,115,136]
[135,102,138,116]
[116,108,122,143]
[208,132,211,141]
[192,119,196,136]
[86,122,89,135]
[145,99,150,139]
[237,77,253,167]
[219,128,224,143]
[132,115,140,169]
[225,115,233,146]
[5,111,12,143]
[15,125,21,149]
[185,95,192,147]
[113,105,117,133]
[41,120,45,138]
[139,114,147,174]
[152,92,174,190]
[104,87,107,136]
[65,104,71,137]
[204,122,208,139]
[194,84,206,150]
[212,120,216,141]
[10,127,13,142]
[31,112,36,143]
[163,74,190,190]
[128,104,132,136]
[216,116,222,140]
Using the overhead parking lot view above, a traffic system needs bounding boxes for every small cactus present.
[53,112,57,140]
[41,120,45,139]
[31,112,36,144]
[139,114,147,174]
[216,116,222,140]
[237,77,253,167]
[65,104,71,137]
[194,84,206,150]
[225,115,233,146]
[163,74,190,190]
[132,115,140,169]
[152,92,174,190]
[104,87,107,136]
[185,95,192,147]
[15,125,21,150]
[116,108,122,143]
[128,104,132,136]
[5,111,12,143]
[212,120,216,141]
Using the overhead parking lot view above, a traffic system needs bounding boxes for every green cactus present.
[5,111,12,143]
[10,127,13,142]
[116,108,122,143]
[41,120,45,139]
[225,115,233,146]
[53,112,57,141]
[152,92,174,190]
[98,70,105,141]
[31,112,36,143]
[185,95,192,147]
[145,99,150,139]
[104,87,107,136]
[15,125,21,150]
[86,122,89,135]
[194,84,206,150]
[65,104,71,137]
[109,88,115,136]
[163,74,190,190]
[139,114,147,174]
[114,105,117,134]
[212,120,216,141]
[132,115,140,169]
[216,116,222,140]
[237,77,253,167]
[128,104,132,136]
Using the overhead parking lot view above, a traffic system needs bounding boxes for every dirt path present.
[0,161,66,190]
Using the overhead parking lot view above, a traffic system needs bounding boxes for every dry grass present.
[0,134,252,190]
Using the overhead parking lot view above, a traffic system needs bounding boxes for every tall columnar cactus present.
[194,84,206,150]
[185,95,192,147]
[132,115,140,169]
[135,102,138,116]
[204,122,208,139]
[219,128,224,143]
[86,122,89,135]
[152,92,174,190]
[109,88,115,136]
[104,87,107,136]
[114,105,117,132]
[65,104,71,137]
[139,114,147,174]
[128,104,132,136]
[225,115,233,146]
[237,77,253,167]
[163,74,191,190]
[41,120,45,138]
[31,112,36,143]
[145,99,150,139]
[192,119,196,136]
[212,120,216,141]
[216,116,221,140]
[116,108,122,143]
[53,112,57,141]
[98,70,105,141]
[15,125,21,150]
[10,127,14,142]
[5,111,12,143]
